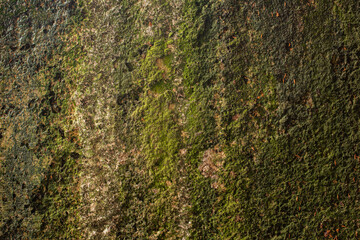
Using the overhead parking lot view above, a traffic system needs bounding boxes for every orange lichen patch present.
[305,94,314,108]
[232,114,240,121]
[156,58,169,73]
[181,131,189,138]
[220,62,225,70]
[308,0,315,6]
[179,148,187,156]
[168,103,176,110]
[282,73,287,83]
[167,44,176,52]
[199,148,225,179]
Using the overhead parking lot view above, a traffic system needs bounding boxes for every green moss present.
[2,0,360,239]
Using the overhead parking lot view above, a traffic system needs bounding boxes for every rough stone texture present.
[0,1,79,238]
[1,0,360,239]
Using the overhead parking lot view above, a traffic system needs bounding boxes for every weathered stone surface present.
[2,0,360,239]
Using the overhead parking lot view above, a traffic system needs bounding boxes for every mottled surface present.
[1,0,360,239]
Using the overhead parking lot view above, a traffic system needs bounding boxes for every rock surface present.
[1,0,360,239]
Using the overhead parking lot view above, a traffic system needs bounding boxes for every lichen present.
[1,0,360,239]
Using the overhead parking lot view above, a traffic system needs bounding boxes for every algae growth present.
[1,0,360,239]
